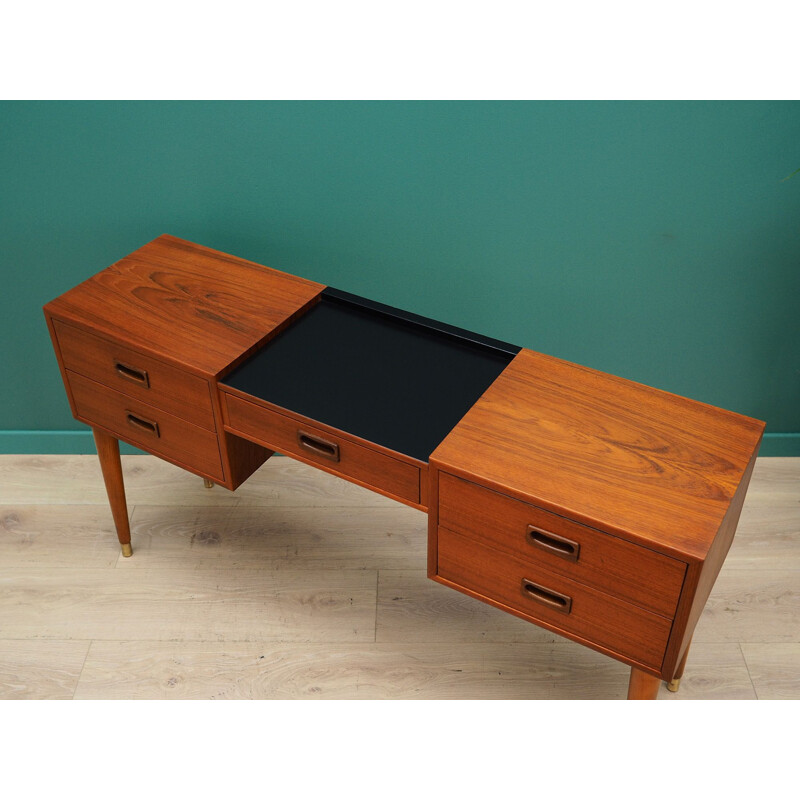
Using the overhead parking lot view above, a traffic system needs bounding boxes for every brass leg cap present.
[121,543,133,558]
[203,478,214,489]
[667,678,681,692]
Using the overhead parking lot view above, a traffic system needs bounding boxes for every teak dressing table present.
[43,235,765,700]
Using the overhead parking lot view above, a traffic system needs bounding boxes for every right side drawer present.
[53,319,215,431]
[438,472,686,618]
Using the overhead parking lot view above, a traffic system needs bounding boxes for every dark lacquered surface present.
[221,292,518,462]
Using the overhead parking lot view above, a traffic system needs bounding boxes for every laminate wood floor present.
[1,455,797,700]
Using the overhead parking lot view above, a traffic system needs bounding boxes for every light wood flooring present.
[0,454,798,700]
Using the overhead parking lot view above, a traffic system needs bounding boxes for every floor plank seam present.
[2,455,797,699]
[374,571,380,643]
[71,641,93,701]
[739,642,760,700]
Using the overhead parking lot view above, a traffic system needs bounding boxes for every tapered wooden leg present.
[667,641,692,692]
[203,478,214,489]
[93,428,132,557]
[627,666,661,699]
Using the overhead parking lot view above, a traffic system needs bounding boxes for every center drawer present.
[222,392,420,506]
[438,472,685,617]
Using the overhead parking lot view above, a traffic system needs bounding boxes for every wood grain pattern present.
[438,471,686,617]
[0,567,377,642]
[674,639,691,681]
[0,505,121,568]
[656,643,757,700]
[0,455,795,700]
[217,429,272,490]
[43,234,324,378]
[747,456,800,489]
[53,319,215,431]
[223,392,420,507]
[121,504,427,571]
[70,641,634,700]
[73,372,224,481]
[662,447,758,676]
[377,569,566,643]
[725,491,800,569]
[432,348,765,561]
[627,666,661,699]
[0,640,90,700]
[437,526,673,668]
[691,570,800,643]
[0,455,400,508]
[36,233,776,698]
[0,639,756,701]
[740,644,800,699]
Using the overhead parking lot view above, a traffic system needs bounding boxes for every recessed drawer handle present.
[521,579,573,614]
[526,525,580,562]
[126,412,160,438]
[115,361,150,388]
[297,430,340,462]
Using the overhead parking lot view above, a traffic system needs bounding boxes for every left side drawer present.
[53,320,215,431]
[68,370,223,480]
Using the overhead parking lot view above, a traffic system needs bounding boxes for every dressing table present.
[43,235,765,699]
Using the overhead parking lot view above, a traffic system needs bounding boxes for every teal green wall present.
[2,101,799,455]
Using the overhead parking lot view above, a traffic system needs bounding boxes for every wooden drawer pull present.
[521,578,572,614]
[115,361,150,388]
[526,525,580,562]
[126,412,160,438]
[297,430,340,462]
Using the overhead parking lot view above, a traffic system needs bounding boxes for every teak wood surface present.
[53,318,216,430]
[437,471,686,617]
[437,526,674,669]
[430,348,765,562]
[41,235,767,699]
[70,372,224,481]
[44,234,324,378]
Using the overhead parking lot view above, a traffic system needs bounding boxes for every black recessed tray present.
[221,288,520,463]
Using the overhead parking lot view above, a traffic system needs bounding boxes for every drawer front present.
[69,371,223,479]
[54,320,215,431]
[438,472,685,617]
[438,526,672,669]
[223,393,419,505]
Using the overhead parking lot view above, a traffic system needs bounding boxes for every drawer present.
[68,371,223,480]
[437,526,672,669]
[54,320,215,431]
[223,393,419,505]
[438,472,685,617]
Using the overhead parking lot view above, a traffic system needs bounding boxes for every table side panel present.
[660,446,761,678]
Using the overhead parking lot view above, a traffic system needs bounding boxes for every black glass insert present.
[221,288,520,462]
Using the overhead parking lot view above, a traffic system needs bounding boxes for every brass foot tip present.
[121,543,133,558]
[203,478,214,489]
[667,678,681,692]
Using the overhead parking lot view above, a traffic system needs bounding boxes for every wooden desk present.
[43,235,765,700]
